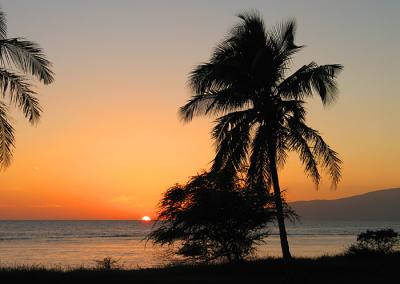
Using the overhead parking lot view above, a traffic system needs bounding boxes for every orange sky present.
[0,1,399,219]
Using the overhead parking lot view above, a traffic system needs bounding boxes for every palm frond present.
[287,119,321,187]
[212,115,253,173]
[0,38,54,84]
[212,109,255,143]
[0,102,14,169]
[210,11,271,88]
[0,68,41,124]
[268,19,298,51]
[247,125,272,190]
[179,87,252,122]
[267,19,303,70]
[234,11,267,51]
[281,99,306,122]
[278,62,343,105]
[314,140,341,188]
[0,10,6,39]
[189,61,250,96]
[275,127,289,169]
[289,119,342,188]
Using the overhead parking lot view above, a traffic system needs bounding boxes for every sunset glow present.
[0,1,398,220]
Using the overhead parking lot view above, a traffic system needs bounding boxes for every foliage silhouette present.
[148,170,294,263]
[1,254,400,283]
[0,8,54,169]
[180,11,342,259]
[346,229,399,255]
[94,257,122,270]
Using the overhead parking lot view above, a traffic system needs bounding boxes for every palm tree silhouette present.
[0,9,54,169]
[180,12,342,259]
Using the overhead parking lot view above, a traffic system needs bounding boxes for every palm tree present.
[0,9,54,169]
[179,12,342,260]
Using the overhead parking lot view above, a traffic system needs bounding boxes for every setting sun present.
[141,216,151,221]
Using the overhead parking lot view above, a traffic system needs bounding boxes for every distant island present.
[290,188,400,221]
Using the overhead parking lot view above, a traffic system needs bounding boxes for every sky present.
[0,0,399,220]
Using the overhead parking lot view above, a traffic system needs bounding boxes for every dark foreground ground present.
[1,254,399,284]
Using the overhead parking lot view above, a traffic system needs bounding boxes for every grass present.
[1,253,399,284]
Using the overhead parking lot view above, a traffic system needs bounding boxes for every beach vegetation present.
[94,257,122,270]
[148,170,290,263]
[346,228,399,255]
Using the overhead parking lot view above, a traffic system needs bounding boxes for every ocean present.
[0,220,399,268]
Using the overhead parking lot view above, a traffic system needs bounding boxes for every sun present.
[141,216,151,221]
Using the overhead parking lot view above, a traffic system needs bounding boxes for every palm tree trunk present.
[269,156,292,260]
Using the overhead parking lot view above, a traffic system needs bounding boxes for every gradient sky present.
[0,0,399,219]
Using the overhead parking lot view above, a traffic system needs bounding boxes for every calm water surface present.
[0,220,399,268]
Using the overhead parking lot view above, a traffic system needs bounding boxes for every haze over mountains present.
[290,188,400,221]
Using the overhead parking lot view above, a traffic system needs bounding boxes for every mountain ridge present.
[289,188,400,221]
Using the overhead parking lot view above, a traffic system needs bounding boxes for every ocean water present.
[0,220,399,268]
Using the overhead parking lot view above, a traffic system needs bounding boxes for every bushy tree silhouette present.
[148,170,279,263]
[347,229,399,255]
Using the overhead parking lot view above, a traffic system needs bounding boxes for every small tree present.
[148,170,276,263]
[347,229,399,255]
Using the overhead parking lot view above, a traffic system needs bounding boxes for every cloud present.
[31,204,62,208]
[109,195,134,204]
